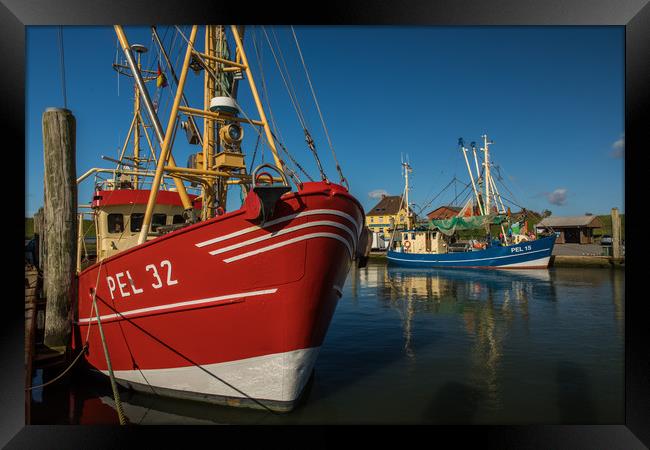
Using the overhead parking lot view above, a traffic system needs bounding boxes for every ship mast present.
[113,25,288,245]
[132,46,142,189]
[111,43,159,189]
[459,138,484,216]
[202,25,218,220]
[482,134,492,215]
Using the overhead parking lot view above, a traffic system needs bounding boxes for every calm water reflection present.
[30,262,624,425]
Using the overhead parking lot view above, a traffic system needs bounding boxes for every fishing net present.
[428,214,507,236]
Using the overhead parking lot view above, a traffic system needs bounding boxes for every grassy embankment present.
[25,217,96,239]
[25,217,97,256]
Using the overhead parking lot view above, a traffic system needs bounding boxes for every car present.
[600,235,613,245]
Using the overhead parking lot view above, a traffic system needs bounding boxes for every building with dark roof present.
[365,195,412,235]
[536,215,603,244]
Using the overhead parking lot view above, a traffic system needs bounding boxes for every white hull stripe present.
[100,347,321,403]
[209,220,356,256]
[195,209,360,248]
[224,232,353,263]
[498,256,550,268]
[78,288,278,324]
[387,248,551,264]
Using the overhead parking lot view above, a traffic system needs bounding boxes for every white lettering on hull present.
[105,260,179,300]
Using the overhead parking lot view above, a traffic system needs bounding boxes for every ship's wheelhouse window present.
[411,233,416,240]
[107,214,124,234]
[172,214,184,224]
[152,214,167,231]
[130,213,144,232]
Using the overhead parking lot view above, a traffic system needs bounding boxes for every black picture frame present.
[6,0,648,447]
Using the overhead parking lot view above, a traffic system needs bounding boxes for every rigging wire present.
[251,27,309,183]
[290,25,348,188]
[264,27,309,130]
[251,28,282,152]
[261,26,327,181]
[416,176,464,216]
[251,27,281,162]
[492,164,522,207]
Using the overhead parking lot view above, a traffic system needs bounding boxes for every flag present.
[156,63,168,88]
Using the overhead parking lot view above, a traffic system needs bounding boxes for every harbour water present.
[29,261,624,425]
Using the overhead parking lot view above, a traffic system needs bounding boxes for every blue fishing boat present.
[386,135,556,269]
[387,233,556,269]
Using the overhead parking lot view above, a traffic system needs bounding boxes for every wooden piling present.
[42,107,77,351]
[611,208,621,259]
[25,264,39,424]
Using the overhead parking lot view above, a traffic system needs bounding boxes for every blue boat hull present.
[387,235,556,269]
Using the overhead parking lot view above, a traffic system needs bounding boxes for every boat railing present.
[77,167,202,196]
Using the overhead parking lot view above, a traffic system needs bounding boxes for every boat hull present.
[387,235,556,269]
[73,181,364,412]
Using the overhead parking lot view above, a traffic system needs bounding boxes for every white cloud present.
[368,189,389,199]
[545,188,568,206]
[611,134,624,158]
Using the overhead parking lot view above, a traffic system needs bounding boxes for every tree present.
[542,209,552,218]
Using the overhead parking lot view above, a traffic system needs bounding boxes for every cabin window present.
[107,214,124,234]
[172,214,184,224]
[151,214,167,232]
[130,213,144,232]
[411,233,416,240]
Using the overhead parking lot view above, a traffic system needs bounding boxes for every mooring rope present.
[92,294,127,425]
[24,344,88,391]
[91,293,281,415]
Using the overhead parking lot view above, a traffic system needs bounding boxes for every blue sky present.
[26,26,624,217]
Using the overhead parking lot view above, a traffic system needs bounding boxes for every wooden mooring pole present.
[611,207,621,259]
[42,107,77,352]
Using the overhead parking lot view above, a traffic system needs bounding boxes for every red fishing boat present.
[72,25,369,412]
